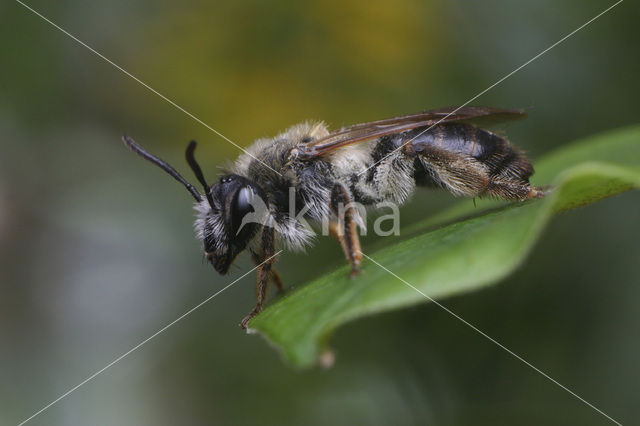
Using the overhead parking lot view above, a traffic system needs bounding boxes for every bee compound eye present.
[230,186,260,233]
[236,186,252,212]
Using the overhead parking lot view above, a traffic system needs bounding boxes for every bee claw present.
[240,314,253,330]
[528,185,550,199]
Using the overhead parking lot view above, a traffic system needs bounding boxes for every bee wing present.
[297,107,526,159]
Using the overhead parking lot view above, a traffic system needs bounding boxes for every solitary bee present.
[124,107,543,329]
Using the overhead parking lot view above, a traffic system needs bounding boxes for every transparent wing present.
[297,107,526,159]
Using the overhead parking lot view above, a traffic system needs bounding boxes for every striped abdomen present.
[401,123,538,200]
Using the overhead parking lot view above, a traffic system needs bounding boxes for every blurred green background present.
[1,0,639,424]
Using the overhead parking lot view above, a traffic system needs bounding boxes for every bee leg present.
[270,268,285,294]
[329,221,348,261]
[241,227,277,330]
[485,180,545,200]
[406,145,490,197]
[330,183,363,278]
[407,144,545,201]
[251,250,285,294]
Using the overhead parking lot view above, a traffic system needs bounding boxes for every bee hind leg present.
[405,144,545,201]
[484,180,546,200]
[329,183,363,278]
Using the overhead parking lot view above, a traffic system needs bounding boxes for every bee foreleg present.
[269,268,285,294]
[329,183,363,278]
[250,249,285,294]
[241,227,278,330]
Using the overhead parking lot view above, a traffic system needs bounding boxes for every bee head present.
[123,136,267,275]
[196,174,267,274]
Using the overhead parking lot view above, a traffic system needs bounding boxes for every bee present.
[123,106,543,329]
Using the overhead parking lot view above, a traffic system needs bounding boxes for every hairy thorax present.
[233,123,418,213]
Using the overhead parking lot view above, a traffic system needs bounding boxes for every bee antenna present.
[122,135,203,202]
[185,140,215,207]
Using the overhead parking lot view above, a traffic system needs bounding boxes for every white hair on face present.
[193,200,227,254]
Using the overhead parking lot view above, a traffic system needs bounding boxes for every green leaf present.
[250,126,640,368]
